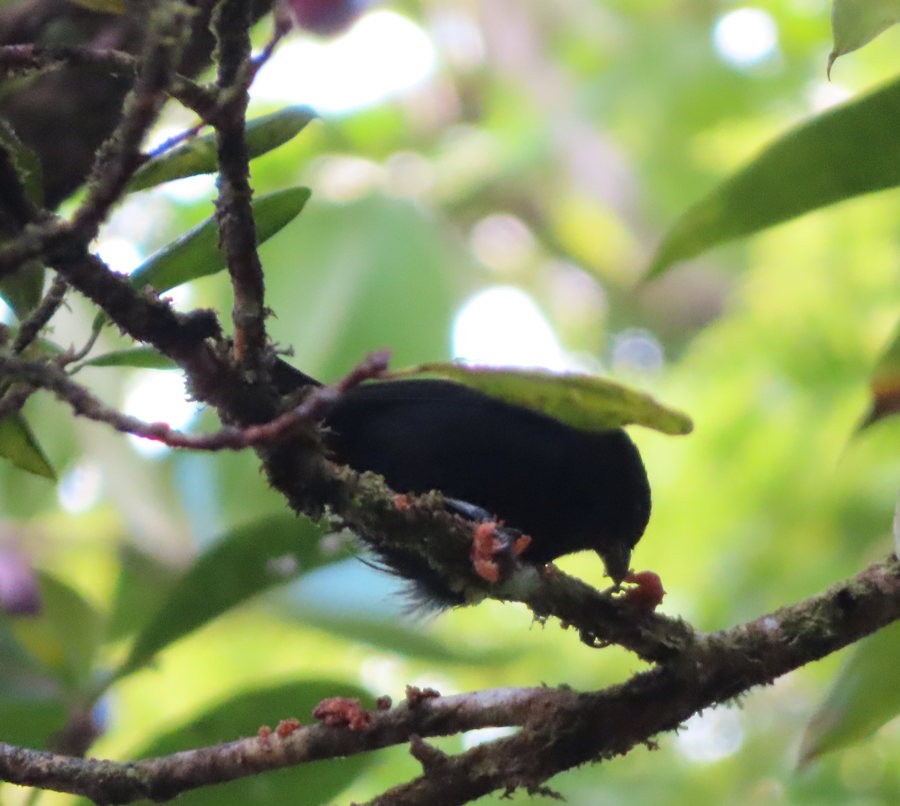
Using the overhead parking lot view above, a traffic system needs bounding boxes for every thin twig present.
[71,4,197,241]
[0,351,388,451]
[0,43,137,77]
[0,43,218,122]
[249,9,293,80]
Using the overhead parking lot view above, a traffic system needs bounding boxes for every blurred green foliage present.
[0,2,898,805]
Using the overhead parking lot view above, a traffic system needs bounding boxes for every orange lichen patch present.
[405,685,440,707]
[312,697,371,731]
[622,570,666,613]
[257,725,272,747]
[393,494,411,511]
[276,717,302,738]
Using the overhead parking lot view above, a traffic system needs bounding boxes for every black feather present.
[306,374,651,609]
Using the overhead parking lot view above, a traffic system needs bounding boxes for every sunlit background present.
[2,2,899,804]
[81,3,868,463]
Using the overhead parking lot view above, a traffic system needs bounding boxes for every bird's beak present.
[598,542,631,585]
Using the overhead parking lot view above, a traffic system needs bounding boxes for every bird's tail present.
[271,358,322,394]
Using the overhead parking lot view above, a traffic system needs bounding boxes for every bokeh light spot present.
[713,8,779,68]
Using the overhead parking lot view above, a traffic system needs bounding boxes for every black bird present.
[276,364,652,607]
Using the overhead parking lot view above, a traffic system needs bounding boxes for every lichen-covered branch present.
[69,2,196,240]
[0,557,896,804]
[211,0,268,369]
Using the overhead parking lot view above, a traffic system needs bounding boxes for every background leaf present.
[129,187,310,292]
[829,0,900,74]
[0,414,56,480]
[799,621,900,765]
[860,320,900,428]
[105,545,179,643]
[118,514,339,677]
[0,698,67,748]
[293,609,517,665]
[648,76,900,276]
[0,622,65,747]
[78,347,177,371]
[389,363,693,435]
[128,106,316,192]
[10,572,104,689]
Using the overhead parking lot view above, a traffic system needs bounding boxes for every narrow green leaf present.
[648,76,900,277]
[295,608,518,664]
[859,320,900,429]
[128,106,316,192]
[0,413,56,480]
[799,621,900,766]
[129,187,311,293]
[829,0,900,76]
[389,363,693,435]
[78,347,177,371]
[10,573,104,689]
[118,514,340,677]
[131,681,372,806]
[105,545,178,643]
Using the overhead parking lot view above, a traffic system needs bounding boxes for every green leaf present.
[260,195,481,383]
[118,514,340,677]
[0,413,57,480]
[859,320,900,429]
[130,680,372,806]
[0,621,67,747]
[78,347,177,371]
[0,260,45,320]
[0,117,43,203]
[648,76,900,277]
[388,363,693,435]
[129,187,311,293]
[106,545,179,643]
[799,621,900,766]
[0,699,67,748]
[829,0,900,76]
[10,572,104,689]
[128,106,316,192]
[294,607,517,664]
